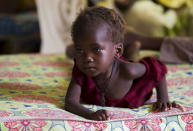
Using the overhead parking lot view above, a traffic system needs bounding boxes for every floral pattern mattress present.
[0,53,192,131]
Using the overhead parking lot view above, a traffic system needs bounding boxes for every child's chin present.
[84,71,99,77]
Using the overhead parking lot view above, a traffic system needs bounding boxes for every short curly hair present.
[71,7,126,44]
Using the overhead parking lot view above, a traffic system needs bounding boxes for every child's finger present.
[177,104,185,112]
[102,110,108,120]
[161,103,168,111]
[157,103,165,112]
[97,115,103,121]
[103,110,109,119]
[101,113,108,121]
[167,102,172,110]
[172,101,185,111]
[97,110,108,121]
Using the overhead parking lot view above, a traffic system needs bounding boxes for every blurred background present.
[0,0,39,54]
[0,0,192,55]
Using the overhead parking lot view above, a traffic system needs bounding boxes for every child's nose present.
[86,56,94,63]
[84,52,94,63]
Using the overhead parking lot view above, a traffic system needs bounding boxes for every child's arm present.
[153,76,184,112]
[65,78,108,121]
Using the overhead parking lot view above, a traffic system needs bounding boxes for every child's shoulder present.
[118,56,167,80]
[118,59,146,79]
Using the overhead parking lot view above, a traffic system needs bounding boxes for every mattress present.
[0,53,192,131]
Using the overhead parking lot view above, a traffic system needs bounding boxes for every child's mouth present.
[83,67,97,74]
[84,67,96,70]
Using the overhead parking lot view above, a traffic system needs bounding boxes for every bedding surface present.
[0,54,192,131]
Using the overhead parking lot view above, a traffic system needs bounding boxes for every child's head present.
[72,6,126,44]
[71,7,126,77]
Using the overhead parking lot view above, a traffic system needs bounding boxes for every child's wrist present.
[157,96,169,103]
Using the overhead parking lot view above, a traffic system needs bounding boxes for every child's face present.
[74,24,117,77]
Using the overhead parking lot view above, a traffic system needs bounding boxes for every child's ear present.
[114,43,123,58]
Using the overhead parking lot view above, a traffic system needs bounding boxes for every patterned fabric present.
[0,53,192,131]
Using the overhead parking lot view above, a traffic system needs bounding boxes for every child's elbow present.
[64,105,70,112]
[64,98,77,111]
[64,98,72,111]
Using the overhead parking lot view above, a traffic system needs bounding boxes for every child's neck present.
[93,60,117,86]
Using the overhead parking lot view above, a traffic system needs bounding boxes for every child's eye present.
[93,47,102,53]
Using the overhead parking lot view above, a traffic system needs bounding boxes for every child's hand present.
[152,101,184,112]
[89,109,108,121]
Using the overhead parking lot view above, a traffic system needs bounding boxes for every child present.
[65,7,183,121]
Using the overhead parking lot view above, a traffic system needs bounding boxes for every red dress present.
[72,57,167,108]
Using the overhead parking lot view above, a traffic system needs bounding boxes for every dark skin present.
[65,24,184,121]
[66,30,165,60]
